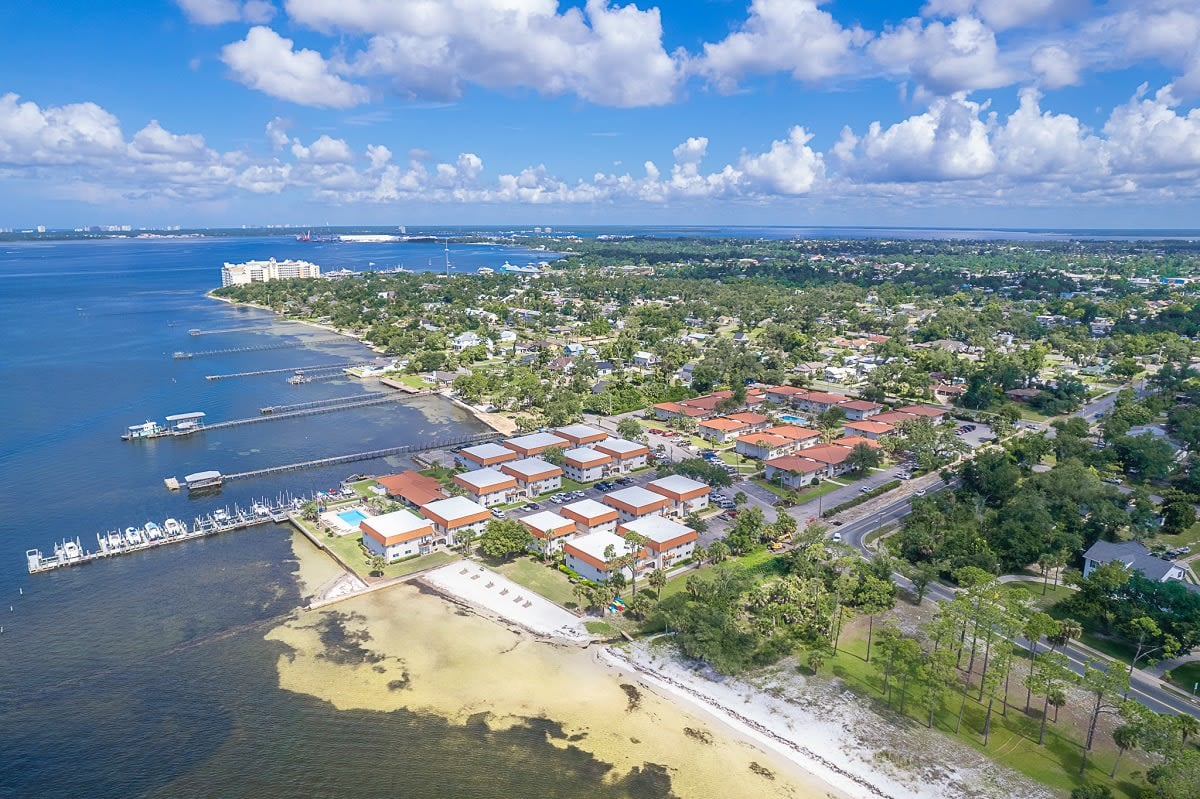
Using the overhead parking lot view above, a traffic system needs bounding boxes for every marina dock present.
[25,498,299,575]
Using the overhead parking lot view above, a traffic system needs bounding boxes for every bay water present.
[0,236,673,799]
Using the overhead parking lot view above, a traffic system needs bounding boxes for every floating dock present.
[122,412,206,440]
[25,500,298,575]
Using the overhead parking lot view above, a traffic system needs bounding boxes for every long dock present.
[189,326,270,336]
[261,391,395,414]
[25,498,302,575]
[221,431,502,482]
[206,394,419,431]
[173,340,334,360]
[206,361,361,380]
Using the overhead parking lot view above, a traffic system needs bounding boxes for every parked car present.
[914,489,927,497]
[525,502,541,510]
[615,477,634,485]
[490,508,506,519]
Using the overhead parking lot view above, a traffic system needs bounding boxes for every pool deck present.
[319,505,372,536]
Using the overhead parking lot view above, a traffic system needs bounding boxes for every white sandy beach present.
[420,561,588,642]
[604,642,1055,799]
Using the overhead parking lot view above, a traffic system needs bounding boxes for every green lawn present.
[997,580,1075,610]
[387,373,429,390]
[307,524,461,580]
[657,549,787,603]
[1141,521,1200,551]
[753,477,843,505]
[349,479,378,498]
[490,555,579,607]
[825,628,1144,798]
[1166,662,1200,693]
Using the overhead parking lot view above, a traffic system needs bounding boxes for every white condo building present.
[221,257,321,287]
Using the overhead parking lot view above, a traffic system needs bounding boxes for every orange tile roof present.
[376,471,448,506]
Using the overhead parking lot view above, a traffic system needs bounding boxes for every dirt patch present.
[684,727,714,745]
[621,682,643,712]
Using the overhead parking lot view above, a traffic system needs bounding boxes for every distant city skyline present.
[2,0,1199,228]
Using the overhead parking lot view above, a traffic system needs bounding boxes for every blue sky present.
[2,0,1200,229]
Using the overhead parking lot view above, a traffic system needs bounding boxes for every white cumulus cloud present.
[870,16,1013,95]
[281,0,682,107]
[176,0,275,25]
[221,26,369,109]
[698,0,864,91]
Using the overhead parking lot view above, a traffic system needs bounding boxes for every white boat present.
[252,503,270,517]
[61,540,82,561]
[212,508,230,524]
[144,521,163,541]
[125,526,144,546]
[164,518,185,537]
[106,531,123,549]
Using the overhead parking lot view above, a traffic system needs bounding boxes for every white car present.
[831,532,843,543]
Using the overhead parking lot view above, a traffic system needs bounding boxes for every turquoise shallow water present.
[0,236,681,799]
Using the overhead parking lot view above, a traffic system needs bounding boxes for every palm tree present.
[1049,618,1082,652]
[648,568,667,599]
[1111,723,1140,778]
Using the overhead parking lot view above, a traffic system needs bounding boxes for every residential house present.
[361,510,436,562]
[1082,541,1189,583]
[457,441,519,471]
[793,391,850,414]
[418,496,491,547]
[602,486,670,522]
[561,499,620,535]
[562,447,612,483]
[871,411,919,426]
[451,331,487,352]
[697,417,750,444]
[593,437,650,472]
[520,510,577,556]
[376,471,447,508]
[768,424,822,449]
[894,405,948,424]
[646,474,710,516]
[500,457,564,498]
[764,385,806,405]
[633,351,658,368]
[563,531,635,584]
[838,399,883,421]
[652,401,710,422]
[726,411,769,431]
[555,423,608,447]
[841,420,895,440]
[793,443,855,477]
[735,432,797,460]
[502,431,569,458]
[763,455,825,488]
[452,468,518,507]
[618,516,698,570]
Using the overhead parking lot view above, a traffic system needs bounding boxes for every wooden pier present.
[173,340,335,360]
[220,431,502,483]
[205,361,362,381]
[189,326,269,336]
[25,499,300,575]
[261,391,394,414]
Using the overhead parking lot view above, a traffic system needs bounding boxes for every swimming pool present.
[337,509,368,527]
[779,413,807,424]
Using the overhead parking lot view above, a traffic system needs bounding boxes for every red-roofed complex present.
[376,470,448,508]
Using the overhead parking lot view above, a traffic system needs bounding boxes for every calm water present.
[0,237,678,799]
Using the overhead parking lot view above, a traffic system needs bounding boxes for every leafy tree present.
[1071,785,1114,799]
[846,442,883,473]
[479,519,534,560]
[368,554,387,577]
[616,417,645,441]
[542,446,566,466]
[1161,500,1196,534]
[1113,432,1177,481]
